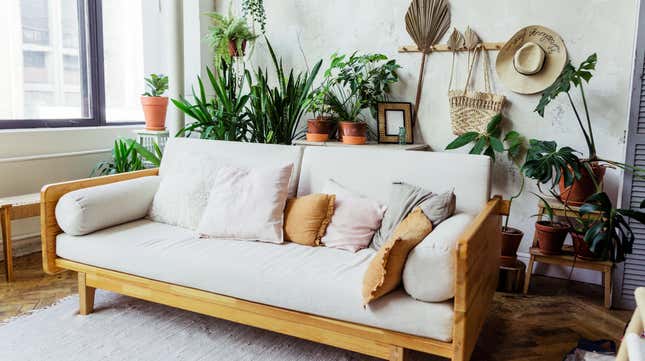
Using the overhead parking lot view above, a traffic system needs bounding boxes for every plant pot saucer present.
[306,133,329,142]
[500,256,519,268]
[341,135,367,145]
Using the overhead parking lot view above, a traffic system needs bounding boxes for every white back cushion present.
[149,138,304,229]
[160,138,304,197]
[298,147,491,215]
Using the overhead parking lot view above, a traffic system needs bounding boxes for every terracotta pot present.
[571,231,598,260]
[534,221,570,255]
[501,227,524,264]
[228,39,248,57]
[306,117,333,142]
[559,162,606,206]
[141,96,168,131]
[338,121,367,145]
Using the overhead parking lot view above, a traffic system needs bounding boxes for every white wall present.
[213,0,638,283]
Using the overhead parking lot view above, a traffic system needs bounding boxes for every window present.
[0,0,150,129]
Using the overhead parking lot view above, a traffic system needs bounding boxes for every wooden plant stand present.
[524,197,612,308]
[0,193,41,282]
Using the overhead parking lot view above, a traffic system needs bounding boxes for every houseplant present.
[324,52,400,144]
[141,73,169,131]
[241,0,266,34]
[205,8,258,65]
[446,114,527,263]
[246,41,322,144]
[173,62,251,141]
[533,53,645,204]
[91,139,162,177]
[305,85,335,142]
[533,194,570,255]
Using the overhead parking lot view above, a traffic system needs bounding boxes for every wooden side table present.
[0,193,41,282]
[524,197,612,308]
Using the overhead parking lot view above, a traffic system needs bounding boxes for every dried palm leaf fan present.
[405,0,450,126]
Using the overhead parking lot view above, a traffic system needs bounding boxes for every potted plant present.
[205,8,258,65]
[578,192,645,262]
[323,52,400,144]
[570,217,597,260]
[445,114,527,264]
[305,85,335,142]
[534,195,570,255]
[534,54,620,205]
[141,73,169,131]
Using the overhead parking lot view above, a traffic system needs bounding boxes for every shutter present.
[618,33,645,308]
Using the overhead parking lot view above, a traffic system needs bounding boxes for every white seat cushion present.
[57,220,454,341]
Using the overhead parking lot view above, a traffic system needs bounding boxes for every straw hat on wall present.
[496,25,567,94]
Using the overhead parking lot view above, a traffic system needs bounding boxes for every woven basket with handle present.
[448,45,505,135]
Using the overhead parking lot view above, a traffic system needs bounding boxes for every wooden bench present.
[0,193,41,282]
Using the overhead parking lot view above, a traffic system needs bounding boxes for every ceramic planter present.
[571,231,598,260]
[338,121,367,145]
[306,117,334,142]
[559,162,606,206]
[501,227,523,266]
[141,96,169,131]
[534,221,569,255]
[228,39,248,57]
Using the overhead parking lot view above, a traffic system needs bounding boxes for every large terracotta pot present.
[338,121,367,145]
[141,96,168,131]
[501,227,524,266]
[571,231,598,260]
[559,162,606,206]
[228,39,248,57]
[535,221,570,255]
[306,117,334,142]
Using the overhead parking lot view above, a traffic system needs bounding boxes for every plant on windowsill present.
[205,6,258,65]
[141,73,169,131]
[445,114,527,264]
[323,52,400,144]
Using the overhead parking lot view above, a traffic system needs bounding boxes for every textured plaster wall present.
[213,0,639,256]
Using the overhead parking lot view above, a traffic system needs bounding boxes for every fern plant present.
[205,9,258,65]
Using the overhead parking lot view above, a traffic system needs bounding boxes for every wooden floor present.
[0,253,632,360]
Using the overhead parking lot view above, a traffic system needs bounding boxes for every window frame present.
[1,0,143,129]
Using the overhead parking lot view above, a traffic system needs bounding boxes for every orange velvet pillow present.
[362,207,434,304]
[284,194,335,246]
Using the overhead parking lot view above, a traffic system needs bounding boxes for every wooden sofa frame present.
[41,169,505,361]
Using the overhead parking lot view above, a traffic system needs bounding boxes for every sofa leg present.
[389,346,408,361]
[78,272,96,315]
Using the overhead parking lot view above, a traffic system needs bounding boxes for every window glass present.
[102,0,145,123]
[0,0,90,120]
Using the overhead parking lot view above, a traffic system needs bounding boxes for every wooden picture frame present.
[378,102,413,144]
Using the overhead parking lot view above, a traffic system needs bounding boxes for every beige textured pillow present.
[362,207,434,305]
[284,194,335,246]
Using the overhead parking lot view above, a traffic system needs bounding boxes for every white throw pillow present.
[148,152,225,229]
[321,179,387,252]
[402,213,474,302]
[197,163,293,244]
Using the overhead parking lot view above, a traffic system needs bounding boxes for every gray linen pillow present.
[370,182,455,251]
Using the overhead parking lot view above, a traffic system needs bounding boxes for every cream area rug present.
[0,290,441,361]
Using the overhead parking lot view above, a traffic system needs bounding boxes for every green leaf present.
[445,132,479,150]
[489,136,504,152]
[486,114,502,134]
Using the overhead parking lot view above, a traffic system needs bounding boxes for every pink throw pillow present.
[321,179,387,252]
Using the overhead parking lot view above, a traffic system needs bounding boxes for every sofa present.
[40,138,504,361]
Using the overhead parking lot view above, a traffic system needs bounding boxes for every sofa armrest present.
[41,168,159,274]
[452,196,506,361]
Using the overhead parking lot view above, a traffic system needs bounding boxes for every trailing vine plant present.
[241,0,266,34]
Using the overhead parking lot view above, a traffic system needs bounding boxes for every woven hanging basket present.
[448,42,505,135]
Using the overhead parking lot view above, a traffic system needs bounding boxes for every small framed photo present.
[377,102,413,144]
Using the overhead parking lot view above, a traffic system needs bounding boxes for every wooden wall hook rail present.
[398,42,506,53]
